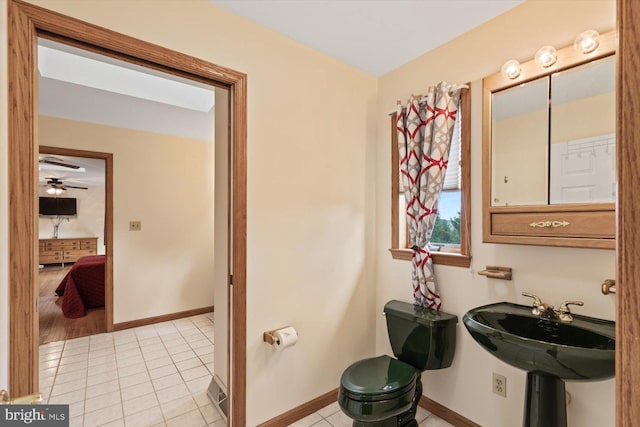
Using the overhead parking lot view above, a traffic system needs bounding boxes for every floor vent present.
[207,375,228,421]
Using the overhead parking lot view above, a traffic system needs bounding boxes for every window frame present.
[389,85,471,267]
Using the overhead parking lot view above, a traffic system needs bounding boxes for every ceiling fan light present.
[46,187,64,195]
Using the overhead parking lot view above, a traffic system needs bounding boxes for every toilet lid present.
[340,355,418,402]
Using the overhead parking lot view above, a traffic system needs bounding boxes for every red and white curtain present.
[396,82,462,310]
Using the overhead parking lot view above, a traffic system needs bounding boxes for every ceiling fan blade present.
[64,185,88,190]
[39,158,81,170]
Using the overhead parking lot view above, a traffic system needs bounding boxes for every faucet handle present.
[522,292,542,306]
[559,300,584,312]
[522,292,543,315]
[558,300,584,322]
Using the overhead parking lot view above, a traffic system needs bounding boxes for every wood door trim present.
[617,0,640,424]
[38,146,114,332]
[8,1,247,425]
[8,0,38,395]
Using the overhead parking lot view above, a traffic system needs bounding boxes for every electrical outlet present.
[129,221,141,231]
[493,373,507,397]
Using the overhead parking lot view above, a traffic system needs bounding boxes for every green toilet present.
[338,300,458,427]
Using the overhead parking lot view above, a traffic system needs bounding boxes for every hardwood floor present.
[39,265,105,345]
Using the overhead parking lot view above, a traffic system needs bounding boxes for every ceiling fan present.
[39,156,81,170]
[42,177,88,195]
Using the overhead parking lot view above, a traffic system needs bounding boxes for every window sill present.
[388,248,471,268]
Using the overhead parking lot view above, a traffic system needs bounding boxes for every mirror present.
[492,77,549,206]
[483,30,616,249]
[549,57,616,204]
[491,56,615,207]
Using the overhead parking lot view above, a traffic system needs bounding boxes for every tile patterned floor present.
[288,401,454,427]
[39,313,222,427]
[40,312,453,427]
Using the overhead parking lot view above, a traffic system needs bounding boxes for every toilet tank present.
[384,300,458,371]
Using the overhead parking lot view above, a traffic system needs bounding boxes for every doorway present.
[7,1,247,425]
[37,147,113,344]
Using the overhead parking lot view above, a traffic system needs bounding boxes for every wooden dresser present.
[39,237,98,265]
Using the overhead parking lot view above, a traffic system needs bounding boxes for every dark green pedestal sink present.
[463,302,615,427]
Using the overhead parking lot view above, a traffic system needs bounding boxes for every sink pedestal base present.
[524,372,567,427]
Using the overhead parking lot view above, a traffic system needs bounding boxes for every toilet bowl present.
[338,300,457,427]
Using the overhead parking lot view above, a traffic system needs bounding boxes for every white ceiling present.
[38,38,216,142]
[209,0,524,76]
[39,155,106,189]
[38,39,215,112]
[39,75,215,142]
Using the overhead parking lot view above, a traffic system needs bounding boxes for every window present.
[389,86,471,267]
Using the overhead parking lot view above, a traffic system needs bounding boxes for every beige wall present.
[376,1,615,426]
[39,116,215,322]
[0,0,379,423]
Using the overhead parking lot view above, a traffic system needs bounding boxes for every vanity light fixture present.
[501,59,522,80]
[574,30,600,54]
[534,46,557,68]
[498,30,608,79]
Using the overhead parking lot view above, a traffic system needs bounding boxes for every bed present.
[55,254,105,318]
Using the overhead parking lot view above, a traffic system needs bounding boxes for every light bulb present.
[535,46,557,68]
[501,59,522,79]
[574,30,600,54]
[46,187,63,195]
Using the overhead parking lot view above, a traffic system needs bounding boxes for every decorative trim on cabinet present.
[529,221,570,228]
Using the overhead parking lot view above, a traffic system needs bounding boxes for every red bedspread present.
[55,255,105,318]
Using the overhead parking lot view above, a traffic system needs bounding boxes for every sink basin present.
[464,302,615,427]
[463,302,615,380]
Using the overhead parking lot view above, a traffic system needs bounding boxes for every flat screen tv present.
[39,197,77,216]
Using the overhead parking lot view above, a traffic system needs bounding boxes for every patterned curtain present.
[396,82,462,310]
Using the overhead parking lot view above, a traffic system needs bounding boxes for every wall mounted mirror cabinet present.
[483,30,616,249]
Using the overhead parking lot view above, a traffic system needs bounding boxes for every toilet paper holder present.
[263,325,293,345]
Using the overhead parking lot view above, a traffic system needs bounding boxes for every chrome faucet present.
[522,292,584,323]
[538,303,560,320]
